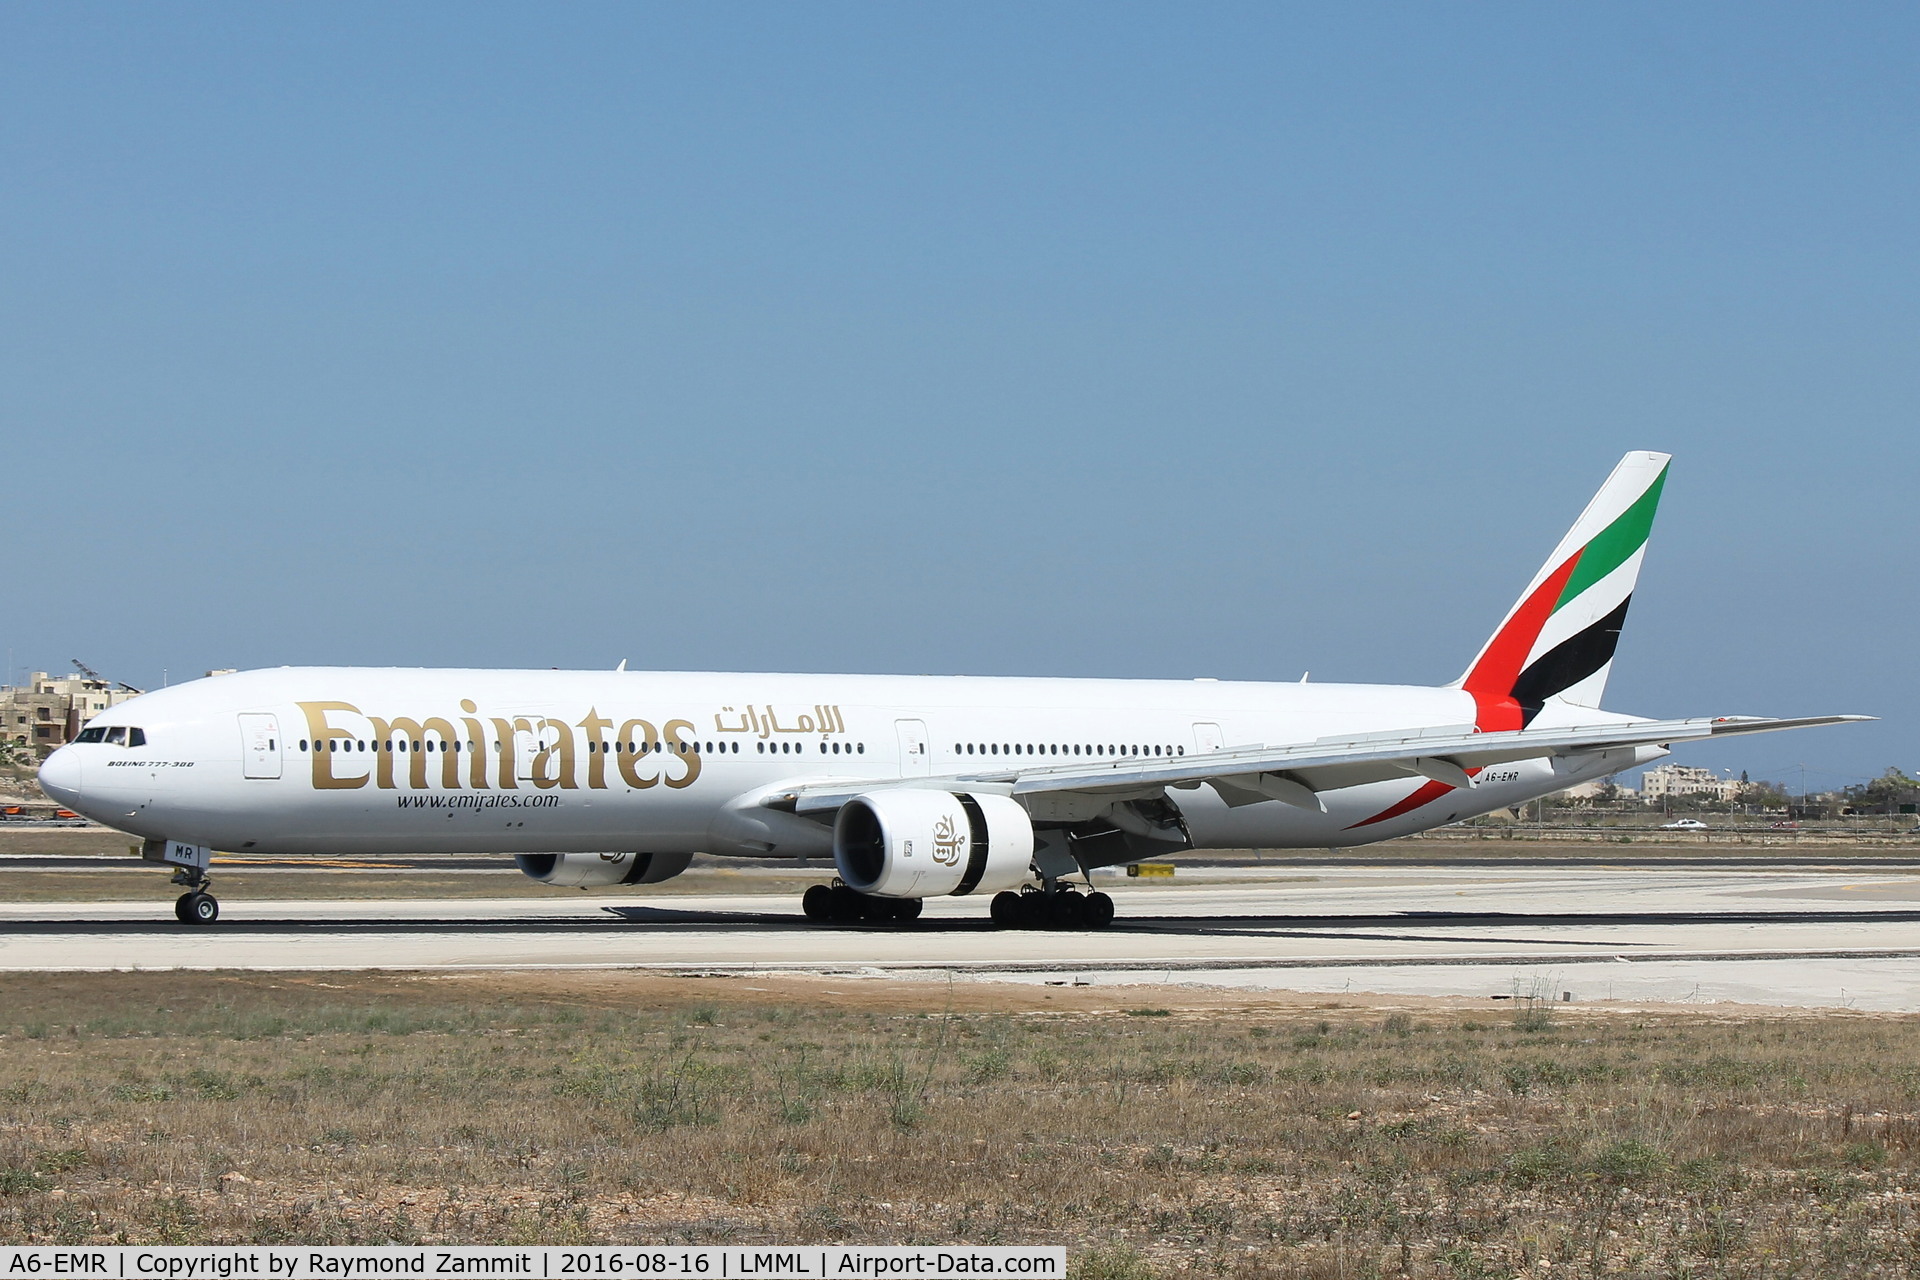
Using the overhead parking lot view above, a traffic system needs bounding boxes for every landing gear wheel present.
[175,891,219,925]
[990,891,1022,928]
[828,884,867,922]
[1016,890,1047,930]
[802,884,835,922]
[888,897,924,922]
[1082,891,1116,930]
[1049,893,1086,931]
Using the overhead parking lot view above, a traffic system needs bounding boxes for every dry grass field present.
[0,971,1916,1277]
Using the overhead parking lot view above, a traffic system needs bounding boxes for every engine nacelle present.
[514,851,695,889]
[833,791,1032,899]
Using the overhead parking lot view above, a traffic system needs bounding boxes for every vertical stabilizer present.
[1456,451,1670,729]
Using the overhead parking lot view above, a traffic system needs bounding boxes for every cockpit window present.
[74,726,144,746]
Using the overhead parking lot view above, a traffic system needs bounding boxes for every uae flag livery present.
[1460,451,1669,732]
[1350,451,1670,829]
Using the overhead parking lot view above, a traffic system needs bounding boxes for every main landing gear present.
[990,884,1115,931]
[799,880,1116,929]
[801,882,924,924]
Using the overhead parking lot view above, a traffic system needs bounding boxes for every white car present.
[1661,818,1709,830]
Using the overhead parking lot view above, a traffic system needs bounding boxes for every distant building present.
[1556,777,1638,800]
[2,672,142,752]
[1640,763,1744,802]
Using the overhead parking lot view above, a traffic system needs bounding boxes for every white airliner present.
[39,452,1864,927]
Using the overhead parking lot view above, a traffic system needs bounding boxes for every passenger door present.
[514,722,544,784]
[238,713,282,779]
[1192,722,1224,755]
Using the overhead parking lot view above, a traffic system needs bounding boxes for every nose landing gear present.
[173,884,219,925]
[143,839,221,926]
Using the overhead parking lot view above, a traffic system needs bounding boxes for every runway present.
[5,862,1920,1010]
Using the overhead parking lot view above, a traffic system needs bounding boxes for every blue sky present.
[2,3,1913,788]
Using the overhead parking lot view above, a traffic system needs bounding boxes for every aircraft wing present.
[777,714,1871,815]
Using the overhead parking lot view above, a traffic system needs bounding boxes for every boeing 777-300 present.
[37,451,1867,926]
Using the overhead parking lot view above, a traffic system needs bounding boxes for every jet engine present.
[514,851,695,888]
[833,791,1032,899]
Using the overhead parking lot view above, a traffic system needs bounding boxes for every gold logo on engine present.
[931,813,965,866]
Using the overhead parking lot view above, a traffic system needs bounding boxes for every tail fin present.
[1456,451,1670,730]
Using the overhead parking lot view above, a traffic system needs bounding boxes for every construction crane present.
[70,659,144,695]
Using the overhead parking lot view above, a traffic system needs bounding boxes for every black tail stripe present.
[1511,595,1632,725]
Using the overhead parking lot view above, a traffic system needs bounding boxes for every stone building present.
[1,672,141,752]
[1639,763,1744,802]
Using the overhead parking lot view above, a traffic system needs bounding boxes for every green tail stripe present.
[1554,462,1668,611]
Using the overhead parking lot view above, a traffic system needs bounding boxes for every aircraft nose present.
[37,746,82,808]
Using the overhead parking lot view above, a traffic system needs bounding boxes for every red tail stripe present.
[1461,550,1582,732]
